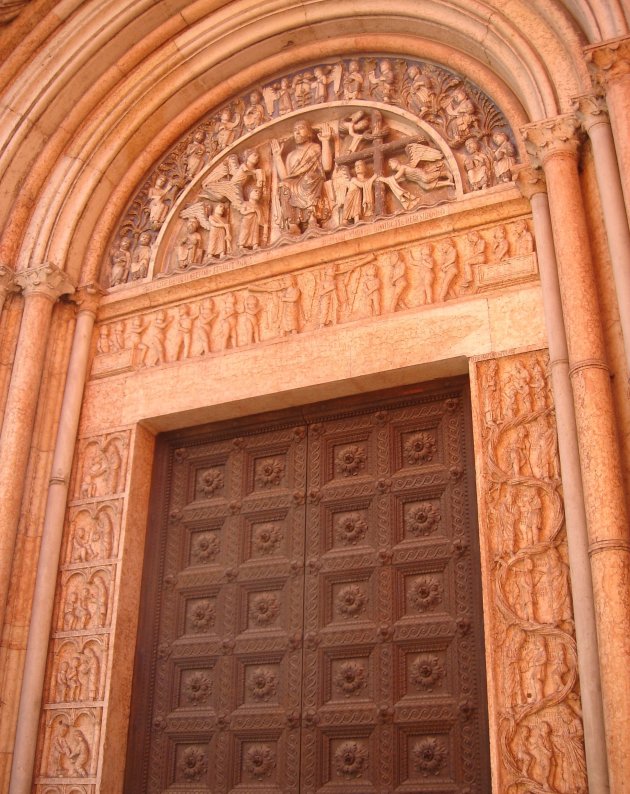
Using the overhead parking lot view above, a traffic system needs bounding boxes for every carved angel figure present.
[379,142,453,209]
[200,150,265,207]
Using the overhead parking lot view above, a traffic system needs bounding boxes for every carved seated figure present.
[271,120,333,235]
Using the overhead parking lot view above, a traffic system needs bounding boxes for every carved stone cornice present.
[572,93,609,134]
[14,263,76,301]
[0,264,19,297]
[71,283,106,316]
[513,165,547,201]
[520,115,582,168]
[585,35,630,89]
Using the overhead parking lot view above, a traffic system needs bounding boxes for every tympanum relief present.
[93,219,536,378]
[35,432,130,789]
[106,56,519,287]
[473,352,587,794]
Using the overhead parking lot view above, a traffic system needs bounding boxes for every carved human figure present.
[491,131,516,183]
[96,325,111,355]
[240,294,261,345]
[521,634,547,702]
[409,244,435,305]
[214,107,241,150]
[368,58,396,103]
[292,71,313,107]
[271,120,333,234]
[317,264,337,328]
[404,66,437,117]
[532,720,556,788]
[147,174,171,227]
[504,361,532,417]
[497,485,519,556]
[541,546,572,626]
[529,416,557,480]
[512,218,534,256]
[55,661,70,702]
[192,298,214,355]
[130,231,152,280]
[343,160,377,224]
[279,275,301,335]
[144,309,171,365]
[549,641,568,692]
[206,204,232,258]
[277,78,294,115]
[379,146,453,210]
[329,165,352,227]
[381,251,409,312]
[463,137,492,191]
[184,130,208,180]
[236,187,264,251]
[81,448,109,498]
[503,626,526,705]
[312,64,341,103]
[437,238,458,302]
[176,219,203,269]
[460,229,486,287]
[443,88,478,142]
[126,315,150,366]
[105,440,123,494]
[112,321,125,352]
[50,718,90,777]
[89,512,112,560]
[507,425,530,476]
[70,519,91,563]
[343,60,364,100]
[78,646,100,700]
[243,90,266,131]
[110,238,131,286]
[218,292,238,350]
[552,699,587,792]
[174,304,194,361]
[491,224,510,262]
[361,263,381,317]
[481,359,502,425]
[518,486,543,546]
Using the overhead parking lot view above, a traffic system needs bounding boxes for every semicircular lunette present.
[107,55,520,287]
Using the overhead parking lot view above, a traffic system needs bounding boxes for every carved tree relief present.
[471,352,587,794]
[105,55,520,287]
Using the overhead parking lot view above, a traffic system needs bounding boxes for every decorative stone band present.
[585,35,630,89]
[588,538,630,557]
[520,115,582,168]
[568,358,610,376]
[14,263,76,301]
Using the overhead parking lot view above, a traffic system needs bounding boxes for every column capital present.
[14,263,76,301]
[572,93,609,133]
[520,115,582,168]
[71,283,106,316]
[513,165,547,201]
[585,35,630,89]
[0,264,19,297]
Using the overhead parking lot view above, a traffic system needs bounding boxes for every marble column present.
[522,115,630,793]
[573,93,630,378]
[9,285,102,794]
[586,36,630,221]
[0,264,75,637]
[515,165,609,793]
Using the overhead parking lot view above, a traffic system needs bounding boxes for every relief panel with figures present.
[125,381,490,793]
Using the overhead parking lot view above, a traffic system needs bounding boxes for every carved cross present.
[335,109,424,215]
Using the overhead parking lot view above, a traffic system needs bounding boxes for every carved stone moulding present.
[104,55,521,290]
[92,216,537,380]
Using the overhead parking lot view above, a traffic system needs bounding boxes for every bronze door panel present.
[126,381,489,792]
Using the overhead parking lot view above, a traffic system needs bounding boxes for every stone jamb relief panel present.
[104,55,521,289]
[91,214,537,380]
[470,350,587,794]
[34,430,132,793]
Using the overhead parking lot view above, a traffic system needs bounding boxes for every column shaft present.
[9,291,99,794]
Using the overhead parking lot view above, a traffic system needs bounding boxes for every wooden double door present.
[126,380,490,793]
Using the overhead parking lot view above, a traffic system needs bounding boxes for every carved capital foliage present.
[0,263,19,296]
[571,93,609,133]
[521,115,582,167]
[513,166,547,201]
[72,283,106,316]
[15,263,76,301]
[585,35,630,88]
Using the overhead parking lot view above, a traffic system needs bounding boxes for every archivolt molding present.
[0,0,600,288]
